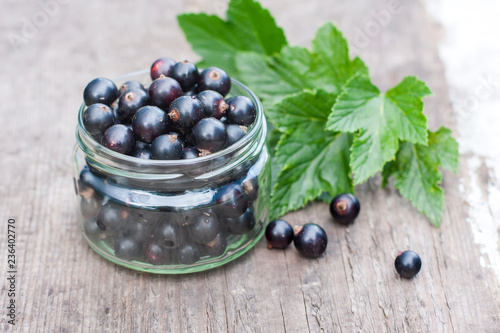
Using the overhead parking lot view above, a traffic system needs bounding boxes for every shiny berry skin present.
[132,148,151,159]
[192,117,227,153]
[150,134,183,160]
[198,67,231,97]
[225,208,255,234]
[145,240,172,265]
[96,202,130,236]
[196,90,228,119]
[265,219,294,249]
[119,80,146,95]
[149,77,183,110]
[293,224,328,259]
[168,96,204,132]
[395,250,422,279]
[226,96,256,126]
[122,218,151,245]
[132,106,169,143]
[155,221,183,249]
[329,193,360,225]
[116,89,149,123]
[134,140,150,151]
[188,210,220,244]
[113,237,142,261]
[183,85,199,96]
[83,77,118,106]
[82,103,115,141]
[216,184,249,218]
[202,233,227,257]
[150,57,176,80]
[168,60,200,92]
[101,124,135,155]
[181,147,200,159]
[225,124,246,148]
[240,172,258,201]
[177,242,201,264]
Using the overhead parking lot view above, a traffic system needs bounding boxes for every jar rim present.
[76,69,265,167]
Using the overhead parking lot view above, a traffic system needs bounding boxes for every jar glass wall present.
[73,70,271,274]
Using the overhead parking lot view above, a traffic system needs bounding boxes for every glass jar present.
[73,70,270,274]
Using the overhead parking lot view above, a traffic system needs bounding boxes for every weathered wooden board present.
[0,0,499,332]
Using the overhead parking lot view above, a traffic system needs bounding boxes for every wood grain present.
[0,0,499,332]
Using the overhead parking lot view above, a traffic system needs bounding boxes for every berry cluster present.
[266,193,422,279]
[265,220,328,259]
[82,58,256,159]
[77,164,260,265]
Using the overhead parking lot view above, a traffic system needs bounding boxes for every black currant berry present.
[293,224,328,259]
[395,250,422,279]
[168,60,200,92]
[96,202,130,236]
[83,218,105,243]
[150,57,176,80]
[188,210,220,244]
[134,140,150,151]
[265,219,294,249]
[225,208,255,234]
[83,77,118,106]
[240,172,258,201]
[113,237,142,261]
[123,218,152,245]
[198,67,231,97]
[183,85,199,97]
[155,221,183,249]
[119,80,146,95]
[80,195,101,220]
[220,116,228,125]
[168,96,204,132]
[131,106,169,144]
[149,77,183,111]
[101,124,136,155]
[225,124,247,148]
[192,118,227,153]
[181,147,200,159]
[215,184,249,218]
[150,134,183,160]
[82,103,115,141]
[196,90,228,119]
[132,148,151,159]
[202,232,227,257]
[145,240,173,265]
[226,96,256,126]
[329,193,360,225]
[177,242,201,265]
[116,89,149,123]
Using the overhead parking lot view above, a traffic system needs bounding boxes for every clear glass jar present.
[73,70,270,274]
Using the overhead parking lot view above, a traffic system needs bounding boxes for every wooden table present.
[1,0,499,331]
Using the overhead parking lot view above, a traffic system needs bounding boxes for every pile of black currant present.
[266,193,422,279]
[82,58,256,159]
[77,161,260,265]
[76,58,263,267]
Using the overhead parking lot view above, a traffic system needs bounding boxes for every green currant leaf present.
[386,128,458,226]
[269,90,353,219]
[381,160,397,188]
[235,23,367,108]
[235,48,317,108]
[427,127,459,173]
[327,74,431,184]
[177,0,287,75]
[311,23,368,94]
